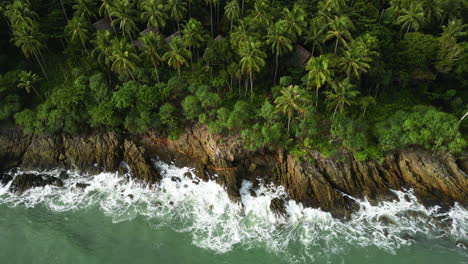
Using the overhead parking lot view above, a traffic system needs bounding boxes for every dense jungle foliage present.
[0,0,467,160]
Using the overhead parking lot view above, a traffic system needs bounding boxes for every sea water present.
[0,160,466,264]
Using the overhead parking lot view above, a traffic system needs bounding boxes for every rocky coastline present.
[1,126,467,218]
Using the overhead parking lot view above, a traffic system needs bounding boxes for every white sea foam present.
[0,160,467,262]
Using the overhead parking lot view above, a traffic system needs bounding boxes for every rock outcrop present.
[143,126,468,218]
[0,128,160,184]
[1,125,467,218]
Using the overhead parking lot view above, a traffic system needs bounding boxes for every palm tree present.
[305,18,325,56]
[140,0,167,31]
[91,30,112,66]
[182,18,208,61]
[274,85,309,133]
[396,2,426,33]
[306,55,334,107]
[324,15,353,54]
[266,21,293,86]
[167,0,187,32]
[3,0,38,31]
[11,29,48,79]
[325,78,360,119]
[59,0,69,21]
[225,0,240,31]
[17,70,42,99]
[252,0,272,27]
[109,39,140,81]
[238,39,266,97]
[230,19,251,47]
[162,36,192,77]
[111,1,139,40]
[99,0,116,32]
[205,0,219,37]
[442,19,467,39]
[281,5,306,41]
[72,0,96,19]
[65,15,91,53]
[338,46,371,79]
[139,32,166,82]
[319,0,346,14]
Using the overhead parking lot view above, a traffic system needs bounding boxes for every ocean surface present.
[0,160,467,264]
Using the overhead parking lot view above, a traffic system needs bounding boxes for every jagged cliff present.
[1,126,467,218]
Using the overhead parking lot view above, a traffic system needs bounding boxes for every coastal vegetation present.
[0,0,467,160]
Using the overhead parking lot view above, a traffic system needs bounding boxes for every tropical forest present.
[0,0,467,160]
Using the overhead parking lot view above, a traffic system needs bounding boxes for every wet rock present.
[184,171,193,179]
[192,180,200,185]
[171,176,181,183]
[183,184,188,188]
[270,198,287,217]
[58,170,69,180]
[249,189,257,197]
[9,174,62,194]
[76,183,90,190]
[127,194,134,199]
[0,173,13,185]
[124,140,160,184]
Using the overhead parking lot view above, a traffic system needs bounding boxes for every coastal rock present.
[1,125,467,218]
[123,140,160,184]
[145,125,468,218]
[270,198,287,217]
[9,173,63,194]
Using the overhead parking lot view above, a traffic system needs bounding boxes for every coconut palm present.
[230,19,251,47]
[306,55,334,107]
[265,21,293,86]
[65,15,91,53]
[17,70,42,99]
[182,18,208,60]
[140,0,167,31]
[325,78,360,119]
[3,0,38,31]
[72,0,96,19]
[167,0,187,32]
[109,38,140,81]
[396,2,426,33]
[11,29,48,79]
[225,0,240,31]
[91,30,112,66]
[99,0,117,32]
[305,18,325,56]
[163,36,192,77]
[274,85,309,133]
[324,15,353,54]
[252,0,271,27]
[205,0,219,37]
[139,32,166,82]
[238,39,266,97]
[338,46,371,79]
[111,1,139,40]
[442,19,467,39]
[281,5,306,41]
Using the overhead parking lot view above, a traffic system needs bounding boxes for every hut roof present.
[165,32,181,43]
[93,17,112,31]
[214,34,224,41]
[294,45,312,67]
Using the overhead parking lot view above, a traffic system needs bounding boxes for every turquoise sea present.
[0,161,467,264]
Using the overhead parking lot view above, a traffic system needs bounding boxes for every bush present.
[375,105,466,153]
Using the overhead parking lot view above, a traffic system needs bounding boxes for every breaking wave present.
[0,160,467,263]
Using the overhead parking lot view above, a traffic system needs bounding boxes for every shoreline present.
[1,125,467,218]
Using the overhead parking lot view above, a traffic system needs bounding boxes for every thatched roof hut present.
[165,32,181,43]
[214,34,224,41]
[92,17,112,31]
[294,45,312,67]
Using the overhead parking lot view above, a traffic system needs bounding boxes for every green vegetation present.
[0,0,467,160]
